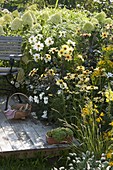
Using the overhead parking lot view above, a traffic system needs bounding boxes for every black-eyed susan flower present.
[29,68,38,76]
[47,69,55,76]
[44,54,51,63]
[49,47,58,54]
[101,32,108,38]
[56,79,68,89]
[58,49,64,57]
[61,44,69,51]
[65,54,72,61]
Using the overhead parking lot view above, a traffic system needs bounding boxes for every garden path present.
[0,96,70,157]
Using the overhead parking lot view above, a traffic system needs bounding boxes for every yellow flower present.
[65,54,72,61]
[56,79,68,89]
[100,112,104,117]
[68,47,74,55]
[109,161,113,166]
[105,88,113,102]
[76,66,85,71]
[96,117,102,123]
[44,54,51,63]
[58,49,64,57]
[47,69,55,76]
[109,121,113,126]
[107,130,112,137]
[106,151,112,159]
[29,68,38,76]
[61,45,69,51]
[101,32,108,38]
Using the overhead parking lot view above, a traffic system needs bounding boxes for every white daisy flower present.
[32,41,44,51]
[33,53,40,62]
[67,39,75,47]
[37,34,43,40]
[41,110,48,119]
[59,31,66,37]
[44,96,48,104]
[29,96,33,102]
[28,35,37,44]
[39,92,45,100]
[29,49,33,55]
[45,37,54,46]
[34,96,39,104]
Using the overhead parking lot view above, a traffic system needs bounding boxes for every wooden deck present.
[0,97,71,157]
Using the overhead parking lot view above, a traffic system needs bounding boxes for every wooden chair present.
[0,36,22,110]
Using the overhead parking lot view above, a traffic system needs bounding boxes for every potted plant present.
[46,127,73,144]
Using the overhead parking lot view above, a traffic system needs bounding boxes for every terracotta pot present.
[46,135,73,145]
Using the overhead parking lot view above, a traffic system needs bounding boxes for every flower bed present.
[0,3,113,167]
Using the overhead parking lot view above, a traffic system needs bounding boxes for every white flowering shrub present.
[52,151,110,170]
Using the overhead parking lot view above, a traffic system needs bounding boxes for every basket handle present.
[8,92,30,105]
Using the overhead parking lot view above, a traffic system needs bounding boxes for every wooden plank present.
[0,126,13,152]
[9,120,36,150]
[0,112,27,151]
[22,123,45,149]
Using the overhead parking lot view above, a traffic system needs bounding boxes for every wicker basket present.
[4,93,31,120]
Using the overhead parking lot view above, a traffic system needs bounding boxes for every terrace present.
[0,96,72,158]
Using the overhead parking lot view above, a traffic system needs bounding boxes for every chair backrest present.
[0,36,22,61]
